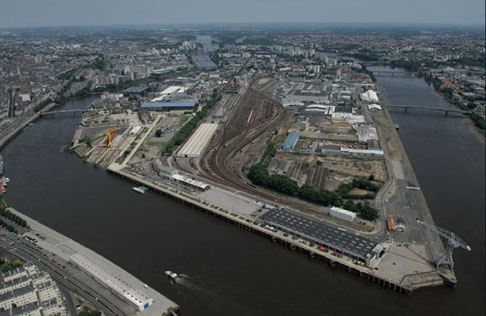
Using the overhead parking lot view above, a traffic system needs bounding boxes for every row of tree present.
[0,219,17,233]
[248,163,380,220]
[343,200,379,220]
[0,207,27,227]
[0,259,23,273]
[336,177,380,199]
[247,143,380,220]
[161,93,221,155]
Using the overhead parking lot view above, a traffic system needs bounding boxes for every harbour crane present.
[418,220,471,270]
[90,128,120,148]
[103,128,120,148]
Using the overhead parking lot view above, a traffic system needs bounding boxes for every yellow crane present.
[103,128,120,148]
[89,127,121,148]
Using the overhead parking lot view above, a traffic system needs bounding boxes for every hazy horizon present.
[1,0,484,29]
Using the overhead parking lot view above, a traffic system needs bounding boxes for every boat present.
[165,271,178,280]
[132,186,148,194]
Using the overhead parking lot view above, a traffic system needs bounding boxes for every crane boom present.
[418,220,471,270]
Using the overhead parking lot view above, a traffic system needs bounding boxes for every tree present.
[368,174,375,181]
[155,129,162,137]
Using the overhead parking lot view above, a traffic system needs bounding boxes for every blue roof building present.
[282,132,300,150]
[141,100,196,111]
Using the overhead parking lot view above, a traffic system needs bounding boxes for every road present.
[0,229,128,316]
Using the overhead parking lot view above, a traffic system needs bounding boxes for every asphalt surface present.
[0,228,127,316]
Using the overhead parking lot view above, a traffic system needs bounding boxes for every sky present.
[1,0,484,28]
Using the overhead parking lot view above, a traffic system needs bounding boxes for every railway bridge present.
[386,105,468,116]
[374,71,418,78]
[39,109,86,118]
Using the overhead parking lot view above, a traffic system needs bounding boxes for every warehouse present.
[260,209,382,266]
[122,86,149,96]
[176,123,219,158]
[360,90,379,103]
[282,132,300,150]
[141,100,196,111]
[70,253,153,312]
[170,171,211,191]
[340,147,384,158]
[330,206,356,222]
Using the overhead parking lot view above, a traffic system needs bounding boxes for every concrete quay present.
[107,166,450,295]
[6,206,179,316]
[370,103,456,286]
[0,113,39,151]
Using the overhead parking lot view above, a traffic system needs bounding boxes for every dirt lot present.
[315,156,387,182]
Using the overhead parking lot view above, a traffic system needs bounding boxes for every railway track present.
[199,88,330,218]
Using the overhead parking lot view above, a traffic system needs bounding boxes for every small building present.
[141,100,196,111]
[170,172,210,191]
[282,132,300,150]
[330,206,356,222]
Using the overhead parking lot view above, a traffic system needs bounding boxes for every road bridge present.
[374,71,417,78]
[386,105,468,116]
[39,109,86,118]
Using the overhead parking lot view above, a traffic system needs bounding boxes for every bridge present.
[374,71,417,78]
[39,109,86,118]
[386,105,469,116]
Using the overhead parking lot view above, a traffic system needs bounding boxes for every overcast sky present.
[1,0,484,28]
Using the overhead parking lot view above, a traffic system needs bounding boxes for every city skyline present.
[1,0,485,28]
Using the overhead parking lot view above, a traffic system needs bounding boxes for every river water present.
[1,69,484,316]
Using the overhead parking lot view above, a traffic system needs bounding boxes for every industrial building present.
[340,147,384,158]
[261,209,384,266]
[70,253,153,312]
[360,90,379,103]
[141,100,196,111]
[122,86,149,96]
[356,125,379,143]
[330,206,356,222]
[282,132,300,150]
[0,262,69,316]
[305,104,335,115]
[176,123,219,158]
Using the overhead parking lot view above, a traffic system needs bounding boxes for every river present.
[1,69,484,316]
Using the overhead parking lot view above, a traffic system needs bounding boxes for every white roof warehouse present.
[176,123,219,158]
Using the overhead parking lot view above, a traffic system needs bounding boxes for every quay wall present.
[0,114,39,151]
[108,167,416,295]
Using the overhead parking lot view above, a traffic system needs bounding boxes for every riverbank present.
[5,203,179,316]
[405,69,484,137]
[2,76,483,316]
[106,162,453,295]
[0,113,39,151]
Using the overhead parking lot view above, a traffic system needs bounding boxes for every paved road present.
[0,229,126,316]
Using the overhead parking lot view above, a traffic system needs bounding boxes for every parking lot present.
[260,209,380,262]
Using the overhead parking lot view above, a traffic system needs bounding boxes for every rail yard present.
[61,59,469,296]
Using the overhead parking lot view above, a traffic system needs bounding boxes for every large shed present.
[141,100,196,111]
[176,123,219,158]
[282,132,300,150]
